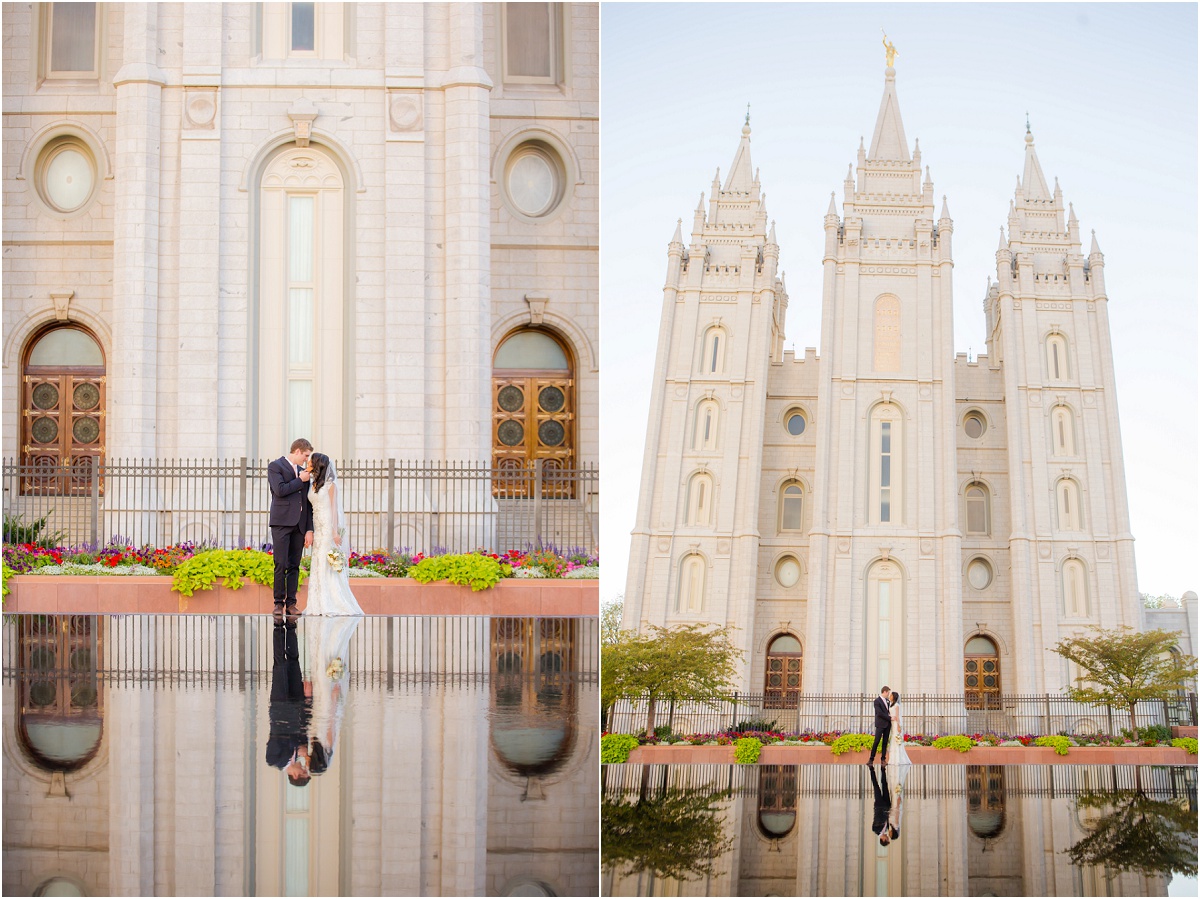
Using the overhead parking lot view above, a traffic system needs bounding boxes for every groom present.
[268,438,314,616]
[867,685,892,766]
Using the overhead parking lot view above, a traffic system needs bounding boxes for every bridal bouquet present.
[327,548,346,572]
[326,658,345,679]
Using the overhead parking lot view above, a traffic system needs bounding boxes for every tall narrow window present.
[965,484,990,535]
[1052,405,1075,456]
[1056,478,1081,531]
[1047,334,1069,380]
[259,147,345,458]
[873,296,901,371]
[1063,558,1088,617]
[778,482,804,532]
[866,562,903,691]
[869,405,902,525]
[290,2,316,52]
[701,326,727,374]
[693,400,719,451]
[502,2,562,84]
[45,2,98,76]
[685,472,713,527]
[677,554,705,613]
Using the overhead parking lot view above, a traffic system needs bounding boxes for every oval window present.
[785,411,806,436]
[37,139,97,214]
[504,141,566,219]
[967,558,993,590]
[775,556,801,588]
[964,412,986,439]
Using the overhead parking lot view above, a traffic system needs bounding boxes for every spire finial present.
[745,102,751,126]
[742,102,751,137]
[882,30,898,68]
[1026,111,1031,133]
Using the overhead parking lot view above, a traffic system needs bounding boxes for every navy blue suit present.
[268,456,313,606]
[868,695,892,763]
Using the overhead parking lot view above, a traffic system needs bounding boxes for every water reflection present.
[602,763,1197,897]
[3,614,598,897]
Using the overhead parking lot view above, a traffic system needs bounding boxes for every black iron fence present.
[1,614,600,690]
[2,457,598,553]
[607,691,1199,737]
[602,762,1198,800]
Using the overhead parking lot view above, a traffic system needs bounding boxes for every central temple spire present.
[868,64,909,161]
[724,111,755,192]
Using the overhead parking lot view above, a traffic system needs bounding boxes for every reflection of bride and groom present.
[867,684,910,848]
[266,615,362,785]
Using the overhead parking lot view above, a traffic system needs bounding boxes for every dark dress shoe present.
[285,601,300,617]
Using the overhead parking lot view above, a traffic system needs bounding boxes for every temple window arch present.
[778,480,804,533]
[757,765,797,840]
[676,553,706,613]
[684,471,714,527]
[1055,477,1083,531]
[1062,557,1089,617]
[964,482,991,536]
[964,634,1001,708]
[1051,405,1076,456]
[693,399,719,451]
[764,633,802,708]
[1046,332,1070,380]
[868,403,903,525]
[700,324,727,374]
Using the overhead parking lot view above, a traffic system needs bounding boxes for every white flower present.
[511,566,549,579]
[347,568,383,578]
[327,549,345,572]
[32,563,160,576]
[564,566,600,579]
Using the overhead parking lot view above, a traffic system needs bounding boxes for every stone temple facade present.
[3,2,597,470]
[623,64,1154,698]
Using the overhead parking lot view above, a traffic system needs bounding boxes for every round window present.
[37,139,97,214]
[967,558,993,590]
[785,410,806,436]
[775,556,801,588]
[504,142,565,219]
[964,412,986,439]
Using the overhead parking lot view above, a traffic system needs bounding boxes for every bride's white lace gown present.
[305,478,364,617]
[888,705,911,767]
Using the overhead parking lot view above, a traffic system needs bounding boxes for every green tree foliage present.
[602,786,734,882]
[601,595,624,647]
[1051,626,1198,739]
[1067,785,1197,878]
[602,623,743,736]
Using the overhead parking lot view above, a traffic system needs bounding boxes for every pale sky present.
[600,3,1198,605]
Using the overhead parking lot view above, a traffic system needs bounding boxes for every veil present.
[325,460,350,556]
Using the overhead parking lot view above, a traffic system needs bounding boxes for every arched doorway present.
[966,765,1006,840]
[20,324,105,496]
[492,328,575,497]
[764,633,802,709]
[964,635,1001,709]
[757,765,797,839]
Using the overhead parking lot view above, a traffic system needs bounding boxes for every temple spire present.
[724,112,755,191]
[867,62,910,161]
[1021,126,1051,200]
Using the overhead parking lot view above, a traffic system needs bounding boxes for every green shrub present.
[1034,735,1071,756]
[829,733,875,756]
[601,734,641,764]
[732,718,778,734]
[171,549,302,596]
[1,560,14,600]
[932,735,976,753]
[653,724,675,742]
[1170,737,1197,755]
[734,737,762,765]
[3,512,65,548]
[408,554,512,591]
[1122,724,1171,744]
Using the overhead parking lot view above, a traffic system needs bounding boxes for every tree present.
[1051,626,1197,739]
[1067,778,1197,878]
[601,595,624,647]
[602,623,743,736]
[603,785,734,882]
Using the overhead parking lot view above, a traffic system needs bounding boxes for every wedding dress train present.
[304,464,364,617]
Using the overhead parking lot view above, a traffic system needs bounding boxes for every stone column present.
[441,3,492,463]
[110,3,166,458]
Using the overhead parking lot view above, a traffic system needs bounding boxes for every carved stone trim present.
[287,98,319,147]
[49,290,74,322]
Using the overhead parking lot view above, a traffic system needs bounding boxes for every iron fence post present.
[1106,702,1113,735]
[533,459,543,547]
[386,458,396,552]
[238,457,248,548]
[90,460,100,545]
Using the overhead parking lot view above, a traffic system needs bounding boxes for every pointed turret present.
[724,116,755,192]
[940,196,951,221]
[1090,229,1102,256]
[868,65,910,161]
[1021,128,1051,200]
[827,192,838,217]
[671,218,683,245]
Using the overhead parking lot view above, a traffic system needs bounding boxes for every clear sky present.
[601,3,1198,607]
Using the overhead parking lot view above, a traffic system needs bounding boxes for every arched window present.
[1046,333,1070,380]
[700,325,727,374]
[866,561,903,690]
[17,615,103,772]
[1063,558,1088,617]
[258,146,346,458]
[778,481,804,532]
[21,324,105,496]
[685,472,713,526]
[873,296,901,371]
[1052,405,1075,456]
[764,634,803,708]
[757,765,797,839]
[493,328,575,496]
[1056,478,1082,531]
[965,483,990,536]
[869,404,903,525]
[677,554,705,613]
[964,635,1000,709]
[693,400,719,451]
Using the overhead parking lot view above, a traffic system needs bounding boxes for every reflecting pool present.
[3,614,598,897]
[602,763,1197,897]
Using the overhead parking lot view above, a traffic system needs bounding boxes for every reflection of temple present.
[3,615,598,897]
[603,765,1188,897]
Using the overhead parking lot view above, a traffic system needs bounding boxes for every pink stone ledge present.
[627,744,1195,766]
[4,575,598,617]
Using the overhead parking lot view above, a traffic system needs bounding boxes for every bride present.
[302,453,364,617]
[888,691,911,767]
